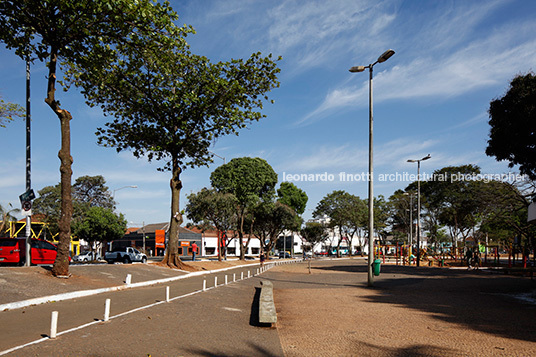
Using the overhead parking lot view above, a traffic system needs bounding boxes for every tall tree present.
[186,188,238,261]
[73,175,114,210]
[418,165,485,247]
[211,157,279,260]
[0,0,179,276]
[70,20,281,268]
[313,190,366,257]
[72,206,126,252]
[300,222,328,254]
[0,96,24,128]
[33,175,116,235]
[277,182,308,215]
[252,200,299,255]
[486,73,536,179]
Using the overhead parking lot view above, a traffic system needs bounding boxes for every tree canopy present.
[0,97,24,128]
[0,0,180,276]
[486,73,536,180]
[68,12,281,267]
[72,206,127,250]
[33,175,116,235]
[211,157,278,259]
[313,190,367,256]
[186,188,237,261]
[277,182,308,215]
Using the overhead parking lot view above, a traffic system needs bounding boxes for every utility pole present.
[24,59,32,266]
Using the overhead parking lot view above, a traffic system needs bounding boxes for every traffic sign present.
[19,189,35,203]
[22,201,32,211]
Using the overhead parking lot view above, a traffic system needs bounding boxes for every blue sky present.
[1,0,535,226]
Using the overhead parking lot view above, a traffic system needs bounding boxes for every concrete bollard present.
[125,274,132,285]
[241,271,244,280]
[50,311,58,339]
[215,276,218,287]
[203,279,206,291]
[166,286,170,302]
[225,275,228,285]
[104,298,111,322]
[233,273,236,282]
[247,270,251,278]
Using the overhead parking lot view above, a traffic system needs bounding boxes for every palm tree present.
[0,203,20,236]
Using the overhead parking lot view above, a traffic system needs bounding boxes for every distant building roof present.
[133,222,199,236]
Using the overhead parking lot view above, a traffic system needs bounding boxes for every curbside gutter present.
[0,263,260,312]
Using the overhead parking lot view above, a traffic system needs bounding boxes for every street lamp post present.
[350,49,395,287]
[403,192,414,264]
[407,154,431,267]
[112,185,138,199]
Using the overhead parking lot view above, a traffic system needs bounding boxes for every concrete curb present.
[0,263,260,312]
[259,280,277,326]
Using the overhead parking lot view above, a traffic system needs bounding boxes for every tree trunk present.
[162,157,185,268]
[46,49,72,277]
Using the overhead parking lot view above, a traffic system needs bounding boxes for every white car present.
[73,251,100,262]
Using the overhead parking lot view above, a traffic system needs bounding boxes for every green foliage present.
[277,182,308,215]
[252,200,300,253]
[186,188,237,233]
[0,0,183,274]
[477,180,536,247]
[418,165,484,240]
[300,222,328,251]
[73,175,114,210]
[72,206,126,246]
[486,73,536,180]
[314,190,367,254]
[33,175,115,235]
[69,29,280,172]
[0,97,24,127]
[211,157,278,209]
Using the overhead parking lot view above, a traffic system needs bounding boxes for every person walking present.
[260,251,265,267]
[191,242,198,261]
[465,248,473,269]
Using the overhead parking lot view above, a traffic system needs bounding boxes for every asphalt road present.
[0,264,283,356]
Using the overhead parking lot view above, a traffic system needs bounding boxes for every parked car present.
[0,237,66,265]
[0,238,24,265]
[72,251,101,262]
[105,247,147,264]
[278,251,291,259]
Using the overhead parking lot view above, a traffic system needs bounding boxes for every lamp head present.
[377,49,395,63]
[349,66,366,73]
[421,154,431,161]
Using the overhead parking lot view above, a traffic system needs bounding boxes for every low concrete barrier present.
[259,280,277,326]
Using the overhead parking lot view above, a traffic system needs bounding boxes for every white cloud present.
[300,17,536,125]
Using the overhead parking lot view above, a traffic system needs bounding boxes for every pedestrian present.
[473,249,480,269]
[465,248,472,269]
[191,242,198,261]
[260,251,265,267]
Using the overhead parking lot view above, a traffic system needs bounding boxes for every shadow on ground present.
[273,260,536,344]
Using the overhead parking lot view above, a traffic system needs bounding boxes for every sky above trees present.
[1,0,535,225]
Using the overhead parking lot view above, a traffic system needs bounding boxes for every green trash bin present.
[373,259,381,276]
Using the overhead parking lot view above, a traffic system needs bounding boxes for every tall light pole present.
[403,192,414,263]
[407,154,431,267]
[350,49,395,286]
[112,185,138,199]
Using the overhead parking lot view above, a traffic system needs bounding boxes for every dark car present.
[278,251,291,259]
[0,237,65,265]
